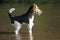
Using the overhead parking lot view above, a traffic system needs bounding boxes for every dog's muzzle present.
[37,9,42,15]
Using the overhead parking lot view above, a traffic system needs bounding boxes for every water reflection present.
[15,34,22,40]
[29,34,33,40]
[15,33,33,40]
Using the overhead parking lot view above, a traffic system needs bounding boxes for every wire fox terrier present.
[8,4,42,34]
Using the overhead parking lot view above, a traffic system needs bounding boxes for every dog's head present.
[28,4,42,15]
[32,4,42,15]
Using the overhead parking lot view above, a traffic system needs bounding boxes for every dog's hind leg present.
[13,21,22,34]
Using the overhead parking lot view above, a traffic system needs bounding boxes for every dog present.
[8,4,42,34]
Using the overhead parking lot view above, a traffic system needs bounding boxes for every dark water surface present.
[0,4,60,40]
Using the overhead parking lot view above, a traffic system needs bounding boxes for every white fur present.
[9,8,15,13]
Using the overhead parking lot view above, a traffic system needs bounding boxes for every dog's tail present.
[8,8,15,19]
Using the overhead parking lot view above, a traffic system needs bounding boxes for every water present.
[0,33,33,40]
[0,4,60,40]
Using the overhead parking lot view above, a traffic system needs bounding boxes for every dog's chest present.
[29,15,34,23]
